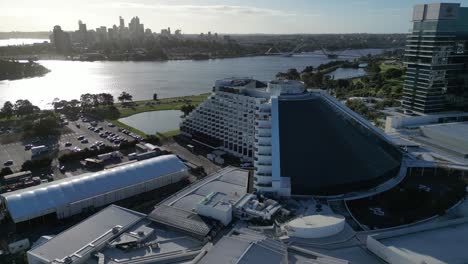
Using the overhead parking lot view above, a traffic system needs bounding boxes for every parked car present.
[4,160,13,166]
[64,142,72,147]
[72,147,81,152]
[77,135,85,140]
[107,123,116,127]
[81,139,89,144]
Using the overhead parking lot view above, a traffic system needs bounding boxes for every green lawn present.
[161,129,180,138]
[379,62,404,73]
[113,93,209,118]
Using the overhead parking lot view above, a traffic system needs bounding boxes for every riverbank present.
[0,60,50,81]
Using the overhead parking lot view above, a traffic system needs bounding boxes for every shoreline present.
[0,47,387,63]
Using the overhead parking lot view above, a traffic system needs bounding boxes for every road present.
[164,141,220,175]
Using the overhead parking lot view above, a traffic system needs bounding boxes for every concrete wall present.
[366,235,417,264]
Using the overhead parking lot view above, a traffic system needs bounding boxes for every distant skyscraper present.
[77,20,88,44]
[78,20,87,33]
[119,16,125,30]
[403,3,468,113]
[129,16,144,40]
[51,25,72,54]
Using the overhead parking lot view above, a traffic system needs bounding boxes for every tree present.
[0,167,13,182]
[98,93,114,106]
[24,113,61,138]
[384,68,403,79]
[1,101,14,119]
[80,93,94,111]
[118,92,133,104]
[302,66,314,73]
[181,104,195,117]
[276,68,300,80]
[14,99,35,117]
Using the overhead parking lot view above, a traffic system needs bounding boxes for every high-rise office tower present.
[403,3,468,114]
[119,16,125,30]
[51,25,72,54]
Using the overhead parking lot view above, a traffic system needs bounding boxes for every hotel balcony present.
[255,132,271,139]
[255,127,271,135]
[255,145,272,154]
[255,163,272,173]
[255,120,271,129]
[254,175,272,185]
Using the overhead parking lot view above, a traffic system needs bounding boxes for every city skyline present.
[3,0,468,34]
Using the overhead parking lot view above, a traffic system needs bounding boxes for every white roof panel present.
[2,155,186,223]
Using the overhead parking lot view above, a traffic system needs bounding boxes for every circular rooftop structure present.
[284,214,345,239]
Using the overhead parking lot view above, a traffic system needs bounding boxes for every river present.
[0,38,49,46]
[0,48,383,108]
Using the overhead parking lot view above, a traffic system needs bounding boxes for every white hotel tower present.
[180,78,305,195]
[181,78,403,196]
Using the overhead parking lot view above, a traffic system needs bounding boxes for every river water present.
[0,38,49,46]
[0,48,383,108]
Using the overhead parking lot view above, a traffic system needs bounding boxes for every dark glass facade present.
[403,4,468,113]
[278,97,402,195]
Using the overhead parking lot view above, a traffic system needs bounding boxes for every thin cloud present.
[94,2,297,17]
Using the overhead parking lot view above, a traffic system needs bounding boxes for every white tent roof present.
[1,155,186,223]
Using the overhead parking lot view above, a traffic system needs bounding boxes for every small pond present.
[118,110,183,135]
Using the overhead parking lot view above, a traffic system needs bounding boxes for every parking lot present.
[60,117,140,152]
[0,116,141,176]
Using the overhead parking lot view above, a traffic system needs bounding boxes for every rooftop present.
[198,228,288,264]
[1,155,187,223]
[370,218,468,264]
[198,192,231,212]
[28,205,145,263]
[149,167,248,237]
[420,122,468,156]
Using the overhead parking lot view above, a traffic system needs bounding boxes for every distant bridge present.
[265,41,362,58]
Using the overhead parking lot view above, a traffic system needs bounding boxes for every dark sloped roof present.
[278,96,402,195]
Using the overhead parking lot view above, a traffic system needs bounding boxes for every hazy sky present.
[2,0,468,33]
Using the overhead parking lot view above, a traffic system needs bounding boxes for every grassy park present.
[95,93,210,138]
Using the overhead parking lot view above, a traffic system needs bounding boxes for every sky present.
[2,0,468,34]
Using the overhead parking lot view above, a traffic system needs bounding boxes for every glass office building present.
[403,3,468,113]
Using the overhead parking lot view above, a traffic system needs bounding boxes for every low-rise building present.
[1,155,187,223]
[196,192,232,225]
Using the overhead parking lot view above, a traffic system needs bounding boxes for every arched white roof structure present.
[1,155,187,223]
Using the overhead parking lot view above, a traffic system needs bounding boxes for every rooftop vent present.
[112,226,121,234]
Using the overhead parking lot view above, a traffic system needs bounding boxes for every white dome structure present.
[1,155,187,223]
[283,214,346,239]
